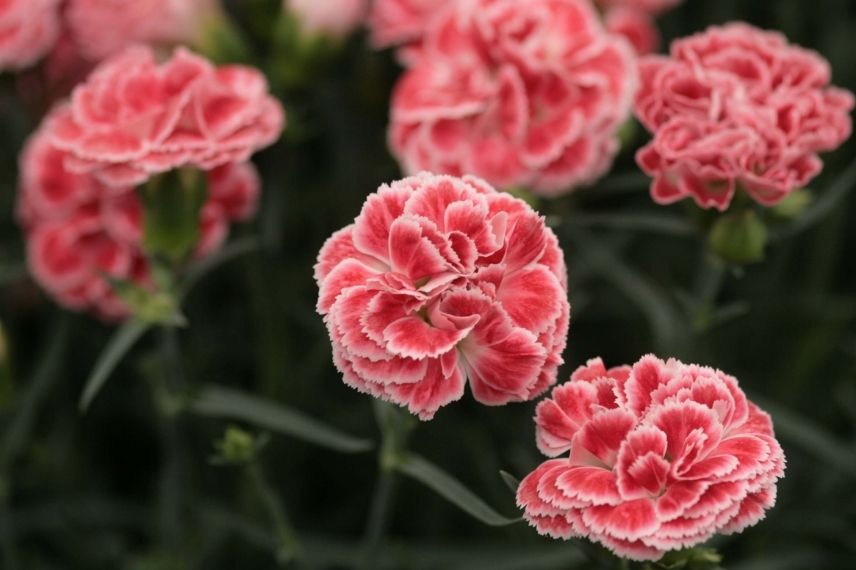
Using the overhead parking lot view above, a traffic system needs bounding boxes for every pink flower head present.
[66,0,216,61]
[18,126,260,320]
[45,45,284,189]
[388,0,637,197]
[288,0,367,38]
[635,23,855,210]
[597,0,683,56]
[0,0,61,71]
[517,355,786,561]
[368,0,452,48]
[315,173,570,420]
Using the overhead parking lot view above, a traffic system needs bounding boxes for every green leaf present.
[755,397,856,478]
[499,470,520,495]
[189,385,373,454]
[396,454,521,527]
[79,319,151,413]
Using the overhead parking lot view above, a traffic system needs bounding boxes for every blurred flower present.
[45,45,284,188]
[66,0,219,61]
[18,127,260,320]
[635,23,854,211]
[388,0,637,197]
[598,0,682,55]
[315,173,569,419]
[0,0,62,71]
[368,0,451,48]
[517,355,786,561]
[286,0,367,39]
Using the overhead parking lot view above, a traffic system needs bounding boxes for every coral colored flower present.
[18,127,260,319]
[66,0,217,61]
[287,0,367,38]
[0,0,61,71]
[44,45,284,189]
[517,355,786,561]
[635,23,854,210]
[388,0,637,197]
[368,0,451,48]
[315,173,570,419]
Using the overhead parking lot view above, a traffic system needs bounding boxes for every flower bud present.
[708,209,769,264]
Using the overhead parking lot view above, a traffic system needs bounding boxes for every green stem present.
[692,253,727,333]
[360,401,415,569]
[247,459,301,566]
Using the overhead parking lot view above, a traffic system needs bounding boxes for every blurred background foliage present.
[1,0,856,568]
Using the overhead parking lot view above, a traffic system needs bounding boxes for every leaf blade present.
[79,319,151,413]
[189,385,373,453]
[397,454,520,527]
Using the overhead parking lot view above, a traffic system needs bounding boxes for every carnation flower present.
[387,0,637,197]
[368,0,451,48]
[634,23,854,210]
[315,173,570,419]
[45,46,284,188]
[18,127,260,319]
[517,355,786,561]
[66,0,217,61]
[0,0,61,71]
[287,0,367,38]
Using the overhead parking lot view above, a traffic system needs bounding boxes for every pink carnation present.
[18,127,260,320]
[517,355,785,561]
[66,0,216,61]
[368,0,452,48]
[604,7,660,56]
[388,0,637,197]
[288,0,367,38]
[44,46,284,189]
[315,173,569,419]
[0,0,61,71]
[635,23,855,210]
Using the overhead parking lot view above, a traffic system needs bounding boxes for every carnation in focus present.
[634,23,854,210]
[517,355,786,561]
[315,172,570,419]
[387,0,638,197]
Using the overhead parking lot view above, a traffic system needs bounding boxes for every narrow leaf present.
[79,319,151,413]
[499,470,520,495]
[397,454,520,527]
[189,385,373,453]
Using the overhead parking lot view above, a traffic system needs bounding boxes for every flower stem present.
[247,459,301,566]
[692,252,727,333]
[360,401,415,569]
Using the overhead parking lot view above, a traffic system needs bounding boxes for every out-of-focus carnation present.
[18,127,260,320]
[315,173,569,419]
[66,0,217,61]
[604,7,660,56]
[368,0,451,48]
[635,23,854,210]
[287,0,367,38]
[0,0,61,71]
[517,355,786,561]
[45,46,284,189]
[388,0,637,197]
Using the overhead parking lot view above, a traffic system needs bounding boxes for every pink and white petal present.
[498,265,565,335]
[555,466,622,506]
[352,182,413,262]
[571,409,637,468]
[317,258,381,314]
[385,357,466,420]
[582,499,660,542]
[383,316,472,359]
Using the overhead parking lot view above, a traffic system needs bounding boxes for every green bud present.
[708,209,768,265]
[771,188,813,219]
[212,425,263,465]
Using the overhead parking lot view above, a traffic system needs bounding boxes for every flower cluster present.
[517,356,785,561]
[387,0,637,197]
[0,0,61,71]
[635,23,854,210]
[19,127,260,319]
[46,46,284,188]
[315,173,569,419]
[598,0,683,55]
